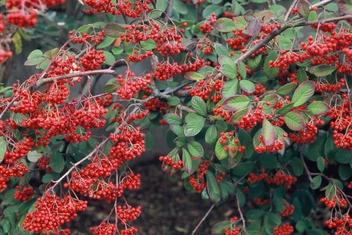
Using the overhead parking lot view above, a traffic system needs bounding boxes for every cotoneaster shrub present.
[1,0,352,234]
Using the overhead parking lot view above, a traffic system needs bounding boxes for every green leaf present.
[182,148,192,174]
[250,70,268,83]
[184,117,205,137]
[263,119,275,146]
[170,124,184,136]
[231,162,254,177]
[307,134,326,161]
[103,51,115,65]
[309,65,336,77]
[238,128,254,159]
[270,213,282,225]
[339,164,352,180]
[24,56,45,66]
[104,78,119,93]
[247,54,262,71]
[191,96,207,116]
[221,79,239,99]
[2,189,16,205]
[205,125,218,146]
[0,219,11,233]
[173,0,188,14]
[42,174,54,183]
[164,113,183,125]
[203,4,223,18]
[27,150,42,162]
[219,181,235,200]
[238,61,247,80]
[292,80,315,107]
[167,96,181,106]
[215,138,228,160]
[223,95,251,111]
[175,136,187,147]
[27,49,43,59]
[307,101,330,116]
[213,42,230,56]
[246,209,265,220]
[273,196,285,212]
[50,151,65,173]
[236,190,246,206]
[239,80,255,93]
[206,170,221,203]
[140,39,156,50]
[325,182,336,199]
[276,82,297,95]
[18,198,37,215]
[220,60,238,79]
[276,35,292,50]
[187,141,204,157]
[264,214,275,235]
[335,149,352,164]
[311,175,322,190]
[184,71,204,81]
[230,108,248,124]
[284,111,305,131]
[97,36,115,49]
[260,154,279,169]
[317,156,326,172]
[325,132,336,162]
[297,67,308,84]
[0,136,6,163]
[297,0,311,18]
[308,10,317,21]
[211,221,232,235]
[264,50,279,80]
[214,18,236,32]
[145,131,154,150]
[289,157,303,176]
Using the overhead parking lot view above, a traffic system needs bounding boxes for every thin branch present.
[300,150,313,184]
[236,193,246,234]
[191,204,215,235]
[285,0,299,21]
[312,0,335,8]
[165,0,174,23]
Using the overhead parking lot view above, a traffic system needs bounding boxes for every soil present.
[69,162,237,235]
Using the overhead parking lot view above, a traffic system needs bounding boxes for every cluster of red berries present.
[325,214,352,234]
[3,137,33,164]
[226,29,251,50]
[0,49,13,63]
[315,78,345,93]
[224,227,241,235]
[189,160,211,193]
[80,49,106,70]
[248,170,297,189]
[273,223,294,235]
[143,99,170,113]
[254,135,285,153]
[253,197,271,205]
[200,13,217,34]
[116,205,142,225]
[37,155,52,172]
[84,0,150,18]
[14,185,34,201]
[128,50,154,62]
[90,222,117,235]
[23,193,87,234]
[289,122,318,144]
[160,155,184,171]
[69,30,105,44]
[218,132,246,154]
[280,202,294,217]
[117,71,151,99]
[153,59,208,81]
[0,162,28,191]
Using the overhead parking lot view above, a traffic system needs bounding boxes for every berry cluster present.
[280,202,294,217]
[273,223,294,235]
[117,71,151,99]
[189,160,211,193]
[14,185,34,201]
[200,13,216,34]
[80,49,106,70]
[23,193,87,234]
[116,205,142,225]
[248,170,297,189]
[36,155,52,172]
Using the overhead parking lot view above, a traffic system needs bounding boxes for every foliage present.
[1,0,352,234]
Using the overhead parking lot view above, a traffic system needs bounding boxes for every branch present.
[191,204,215,235]
[285,0,299,21]
[236,193,246,233]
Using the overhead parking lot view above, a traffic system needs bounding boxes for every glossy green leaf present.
[260,154,279,169]
[223,95,251,111]
[263,119,275,146]
[219,181,235,201]
[42,174,54,183]
[184,71,204,81]
[104,22,125,37]
[187,141,204,157]
[140,39,156,50]
[297,67,308,83]
[292,80,315,107]
[103,51,115,65]
[276,82,297,95]
[50,151,65,173]
[167,97,181,106]
[238,128,254,159]
[284,111,305,131]
[164,113,183,125]
[214,18,236,33]
[232,162,254,177]
[221,79,239,99]
[205,125,218,146]
[182,148,192,174]
[247,54,262,71]
[335,149,352,164]
[309,65,336,77]
[213,42,230,56]
[27,150,42,162]
[206,170,221,203]
[220,64,237,79]
[238,61,247,80]
[97,36,115,49]
[339,164,352,180]
[18,198,37,215]
[191,96,207,116]
[184,117,205,137]
[289,157,303,176]
[311,175,322,190]
[245,209,265,220]
[0,136,6,163]
[173,0,188,14]
[239,80,255,93]
[170,124,184,136]
[276,35,292,50]
[211,221,232,235]
[215,138,228,160]
[307,101,330,116]
[145,131,154,150]
[203,4,223,18]
[317,156,326,172]
[264,50,279,80]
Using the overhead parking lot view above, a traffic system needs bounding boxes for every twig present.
[236,193,246,234]
[285,0,299,21]
[300,150,313,184]
[191,204,215,235]
[311,0,335,8]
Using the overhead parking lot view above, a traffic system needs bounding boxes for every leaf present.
[140,39,156,50]
[191,96,207,116]
[187,141,204,157]
[182,148,192,174]
[231,162,254,177]
[214,18,236,33]
[42,173,54,183]
[18,198,37,215]
[43,48,59,59]
[27,49,43,59]
[223,95,251,111]
[291,80,315,107]
[307,101,330,116]
[233,16,248,29]
[247,54,262,71]
[335,149,352,164]
[211,221,232,235]
[264,50,279,80]
[276,103,294,115]
[27,151,42,162]
[213,42,230,57]
[240,80,255,93]
[289,157,303,176]
[256,10,275,23]
[250,70,268,83]
[145,131,154,150]
[245,209,265,220]
[276,82,297,95]
[103,51,115,65]
[184,117,205,137]
[104,23,125,38]
[50,151,65,173]
[0,136,6,163]
[205,125,218,146]
[112,47,123,55]
[220,64,237,79]
[260,154,279,169]
[276,35,292,50]
[230,107,248,124]
[203,4,223,18]
[97,36,115,49]
[284,111,305,131]
[167,97,181,106]
[170,124,184,136]
[317,156,326,172]
[103,78,120,93]
[206,170,221,203]
[24,56,46,66]
[244,10,255,22]
[339,164,352,180]
[175,136,187,147]
[297,67,308,84]
[164,113,183,125]
[184,71,204,81]
[238,128,254,159]
[173,0,188,14]
[309,65,336,77]
[215,138,228,160]
[337,0,352,15]
[247,19,261,36]
[221,79,239,99]
[311,175,322,190]
[219,181,235,200]
[238,61,247,80]
[262,119,275,146]
[297,0,311,18]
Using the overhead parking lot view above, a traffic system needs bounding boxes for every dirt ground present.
[69,162,238,235]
